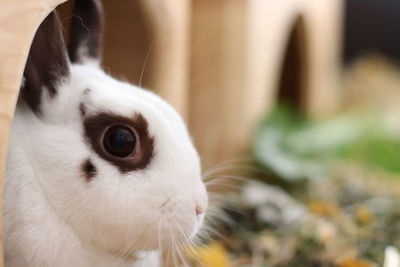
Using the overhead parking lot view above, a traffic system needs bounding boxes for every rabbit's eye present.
[103,126,136,157]
[84,113,154,172]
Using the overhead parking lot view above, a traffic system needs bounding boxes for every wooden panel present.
[303,0,344,117]
[189,0,248,168]
[102,0,151,86]
[139,0,191,117]
[0,1,67,265]
[190,0,343,168]
[101,0,191,118]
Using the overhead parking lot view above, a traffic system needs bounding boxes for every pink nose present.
[195,205,204,216]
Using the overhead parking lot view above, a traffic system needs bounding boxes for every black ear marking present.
[20,11,70,114]
[68,0,104,64]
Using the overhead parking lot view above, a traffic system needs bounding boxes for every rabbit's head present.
[17,0,207,254]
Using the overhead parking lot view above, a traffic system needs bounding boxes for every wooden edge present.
[0,0,67,265]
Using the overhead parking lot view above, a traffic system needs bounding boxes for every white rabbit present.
[4,0,208,266]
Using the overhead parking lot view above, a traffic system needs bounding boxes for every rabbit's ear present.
[20,11,70,114]
[68,0,104,64]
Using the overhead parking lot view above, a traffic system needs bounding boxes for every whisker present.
[112,212,153,266]
[138,42,154,88]
[169,229,179,267]
[173,216,194,267]
[204,174,252,183]
[137,230,154,267]
[202,156,254,177]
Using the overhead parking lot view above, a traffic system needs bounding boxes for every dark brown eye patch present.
[83,113,155,173]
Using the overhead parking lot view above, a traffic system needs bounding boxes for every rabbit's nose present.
[195,205,204,216]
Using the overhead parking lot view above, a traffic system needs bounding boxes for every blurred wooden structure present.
[101,0,343,168]
[0,0,343,265]
[188,0,343,167]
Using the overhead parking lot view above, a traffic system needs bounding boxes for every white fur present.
[5,64,208,266]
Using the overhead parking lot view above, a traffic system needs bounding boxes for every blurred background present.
[60,0,400,266]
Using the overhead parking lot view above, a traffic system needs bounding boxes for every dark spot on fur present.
[79,89,91,117]
[79,103,87,117]
[20,11,70,114]
[82,159,96,181]
[83,113,155,173]
[83,88,91,95]
[68,0,104,63]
